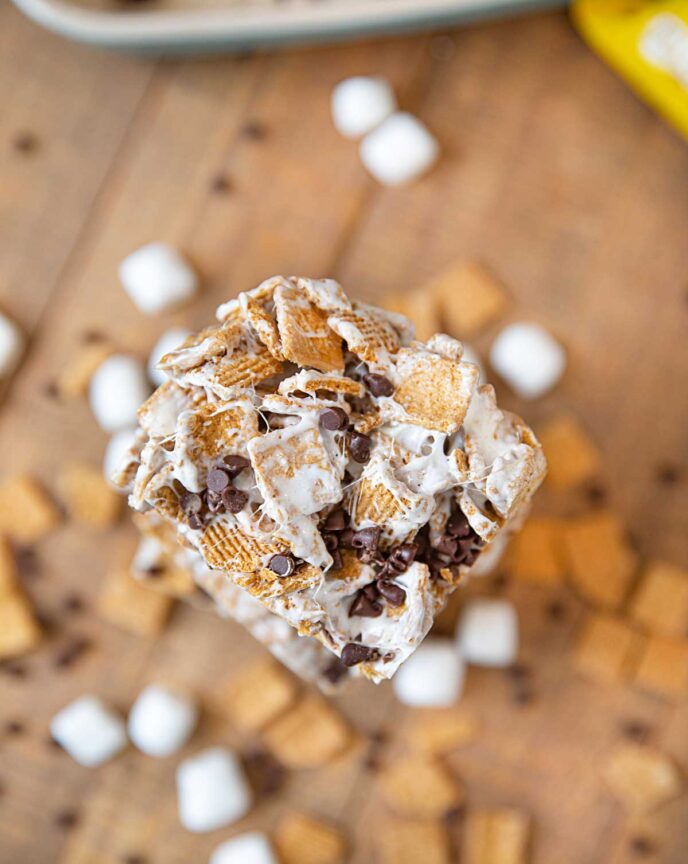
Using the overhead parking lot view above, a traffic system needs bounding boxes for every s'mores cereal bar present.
[115,276,545,683]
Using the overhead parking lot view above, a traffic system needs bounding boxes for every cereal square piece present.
[633,637,688,698]
[0,536,18,595]
[376,820,450,864]
[56,340,113,399]
[629,561,688,638]
[327,304,400,366]
[392,346,478,434]
[384,291,440,342]
[508,517,565,585]
[275,813,346,864]
[430,261,508,337]
[378,756,462,817]
[0,475,61,543]
[274,281,344,372]
[262,696,350,768]
[0,591,41,658]
[200,523,288,573]
[405,709,479,754]
[537,415,601,490]
[574,614,643,683]
[98,567,172,637]
[221,657,298,733]
[561,512,638,610]
[462,809,531,864]
[240,292,284,361]
[604,744,682,812]
[58,463,121,528]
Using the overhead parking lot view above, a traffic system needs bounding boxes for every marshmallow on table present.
[119,243,198,316]
[331,76,396,138]
[393,638,465,707]
[128,683,198,758]
[89,354,151,432]
[359,112,439,186]
[148,327,191,387]
[490,322,565,400]
[177,747,251,832]
[0,312,24,379]
[103,427,138,486]
[457,599,518,668]
[50,695,127,767]
[209,832,277,864]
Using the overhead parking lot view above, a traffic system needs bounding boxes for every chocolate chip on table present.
[324,509,348,532]
[621,719,651,743]
[319,407,349,431]
[122,855,147,864]
[12,131,39,153]
[55,809,79,830]
[268,554,295,577]
[0,660,27,680]
[323,657,348,684]
[629,836,657,857]
[5,720,25,736]
[341,642,376,666]
[210,173,233,194]
[222,487,248,514]
[207,467,231,493]
[243,749,286,799]
[349,430,372,463]
[362,373,394,398]
[62,593,85,614]
[223,454,250,477]
[241,120,267,140]
[376,579,406,606]
[53,637,92,670]
[656,462,681,485]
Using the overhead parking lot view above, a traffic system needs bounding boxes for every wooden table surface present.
[1,5,687,864]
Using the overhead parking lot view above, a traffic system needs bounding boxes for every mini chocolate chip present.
[319,407,349,431]
[341,642,376,666]
[180,491,202,514]
[242,120,267,140]
[222,487,248,514]
[5,720,25,736]
[362,373,394,397]
[12,131,38,153]
[323,533,339,552]
[376,579,406,606]
[387,543,417,572]
[545,599,567,620]
[351,526,381,550]
[349,592,383,618]
[224,454,250,476]
[656,462,681,485]
[446,510,471,538]
[324,509,348,532]
[243,749,286,799]
[211,174,233,194]
[349,431,372,463]
[436,536,459,558]
[629,836,657,856]
[339,528,356,548]
[187,513,204,530]
[330,549,343,570]
[207,467,231,493]
[621,719,651,742]
[53,637,92,670]
[55,809,79,830]
[0,660,27,679]
[63,593,85,614]
[269,554,295,577]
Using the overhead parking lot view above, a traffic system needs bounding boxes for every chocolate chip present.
[545,599,567,620]
[376,579,406,606]
[324,509,348,532]
[621,719,651,743]
[319,407,349,431]
[241,120,267,140]
[224,454,250,476]
[629,836,657,856]
[341,642,376,666]
[243,749,286,799]
[349,592,383,618]
[349,430,372,463]
[0,660,27,679]
[53,637,92,669]
[5,720,25,736]
[122,855,147,864]
[446,510,471,538]
[12,131,39,153]
[323,533,339,552]
[339,528,356,548]
[435,536,459,558]
[187,513,204,530]
[330,549,343,571]
[207,467,231,493]
[268,554,295,577]
[362,373,394,397]
[351,526,381,551]
[210,174,233,194]
[55,809,79,830]
[179,491,202,514]
[62,593,85,614]
[323,657,348,684]
[386,543,418,573]
[656,462,681,485]
[222,487,248,514]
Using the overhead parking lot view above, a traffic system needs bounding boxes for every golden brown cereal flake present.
[538,414,602,490]
[629,560,688,638]
[275,813,346,864]
[200,522,288,573]
[234,563,322,600]
[0,592,41,659]
[633,636,688,698]
[263,696,350,768]
[176,398,257,462]
[574,613,644,684]
[349,475,412,527]
[604,744,682,812]
[279,369,364,398]
[274,281,344,373]
[507,516,566,585]
[462,808,531,864]
[430,261,508,337]
[240,292,284,361]
[98,567,172,637]
[0,475,61,543]
[221,657,298,733]
[378,756,463,817]
[58,463,121,529]
[327,304,399,366]
[376,820,450,864]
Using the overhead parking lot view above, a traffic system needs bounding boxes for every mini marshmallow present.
[393,638,465,707]
[489,322,566,400]
[50,695,127,767]
[457,599,518,668]
[209,832,277,864]
[148,327,191,387]
[331,76,396,139]
[103,427,138,486]
[177,747,251,832]
[0,312,24,379]
[359,112,439,186]
[119,243,198,316]
[89,354,151,432]
[128,683,198,758]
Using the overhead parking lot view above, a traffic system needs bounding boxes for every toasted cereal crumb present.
[275,812,346,864]
[220,657,298,733]
[604,744,682,812]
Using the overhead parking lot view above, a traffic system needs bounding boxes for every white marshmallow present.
[50,696,127,767]
[359,112,439,186]
[89,354,151,432]
[209,832,277,864]
[331,76,396,139]
[393,638,465,707]
[148,327,191,386]
[128,684,198,758]
[103,427,138,486]
[0,312,24,378]
[489,322,565,400]
[177,747,251,832]
[457,599,518,668]
[119,243,198,316]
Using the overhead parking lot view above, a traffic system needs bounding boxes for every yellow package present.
[572,0,688,140]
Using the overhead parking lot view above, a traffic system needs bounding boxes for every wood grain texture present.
[0,6,686,864]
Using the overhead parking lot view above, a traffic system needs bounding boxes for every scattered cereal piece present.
[128,683,198,758]
[210,832,278,864]
[383,291,440,343]
[275,812,345,864]
[359,112,439,186]
[0,311,24,379]
[50,695,127,767]
[89,354,151,433]
[221,657,298,733]
[430,262,508,338]
[376,819,450,864]
[537,415,601,489]
[604,744,682,812]
[457,599,518,668]
[262,696,350,768]
[508,517,565,585]
[331,76,396,139]
[462,808,531,864]
[490,322,566,400]
[176,747,252,832]
[58,463,121,528]
[119,242,198,316]
[148,327,191,387]
[629,561,688,638]
[393,639,465,708]
[98,567,172,637]
[0,475,61,543]
[273,279,344,373]
[561,512,638,610]
[378,756,463,817]
[0,591,41,658]
[633,636,688,697]
[574,613,643,683]
[56,340,113,399]
[405,709,479,754]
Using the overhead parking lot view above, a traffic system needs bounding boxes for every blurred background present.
[1,1,687,862]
